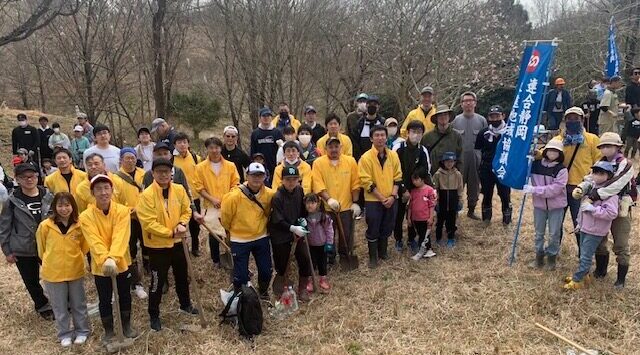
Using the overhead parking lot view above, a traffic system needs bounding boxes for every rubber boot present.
[502,206,512,225]
[272,275,286,298]
[367,240,378,269]
[528,253,545,269]
[258,279,270,300]
[545,255,557,271]
[467,206,480,220]
[100,316,115,345]
[297,277,310,302]
[614,264,629,289]
[378,237,389,260]
[121,311,139,338]
[481,206,492,227]
[593,254,609,279]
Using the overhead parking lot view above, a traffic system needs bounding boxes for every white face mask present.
[19,121,28,128]
[285,158,299,165]
[298,134,311,145]
[545,150,560,161]
[408,132,422,144]
[53,128,60,134]
[599,146,617,158]
[387,127,398,136]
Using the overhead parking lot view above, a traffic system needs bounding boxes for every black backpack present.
[220,284,263,339]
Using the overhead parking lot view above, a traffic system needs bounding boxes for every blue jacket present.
[545,89,572,114]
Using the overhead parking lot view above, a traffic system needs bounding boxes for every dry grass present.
[1,106,639,354]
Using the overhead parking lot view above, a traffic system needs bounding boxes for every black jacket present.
[395,141,431,190]
[12,125,40,154]
[625,81,640,108]
[350,114,385,160]
[222,146,250,183]
[268,185,305,245]
[474,127,501,172]
[39,127,54,159]
[309,123,327,144]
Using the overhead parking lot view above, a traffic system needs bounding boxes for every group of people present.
[1,74,639,348]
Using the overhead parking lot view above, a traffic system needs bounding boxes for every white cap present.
[73,125,84,132]
[223,125,239,135]
[247,162,266,175]
[90,174,112,189]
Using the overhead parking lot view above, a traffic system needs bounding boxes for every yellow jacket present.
[271,114,301,132]
[550,134,602,185]
[173,152,202,199]
[272,160,312,194]
[75,172,126,213]
[400,105,436,138]
[112,167,145,209]
[312,154,360,212]
[221,183,275,242]
[137,181,192,249]
[79,202,132,276]
[36,218,89,282]
[44,166,87,199]
[316,133,353,156]
[193,158,240,209]
[358,147,403,201]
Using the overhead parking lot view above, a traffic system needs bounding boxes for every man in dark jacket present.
[268,166,311,301]
[151,118,177,152]
[250,108,284,186]
[37,116,54,160]
[421,105,463,176]
[221,126,250,183]
[392,120,431,253]
[0,163,53,319]
[474,105,511,226]
[350,95,385,160]
[544,78,572,131]
[303,106,326,144]
[12,113,40,156]
[625,67,640,109]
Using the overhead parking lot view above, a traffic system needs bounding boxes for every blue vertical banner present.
[492,42,556,189]
[605,17,620,78]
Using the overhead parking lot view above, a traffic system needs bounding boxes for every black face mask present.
[490,121,503,128]
[279,112,289,120]
[367,105,378,115]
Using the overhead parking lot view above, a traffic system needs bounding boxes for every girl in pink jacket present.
[304,193,334,292]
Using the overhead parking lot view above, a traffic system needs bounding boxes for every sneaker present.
[395,240,404,252]
[319,276,331,291]
[150,317,162,331]
[60,338,73,347]
[74,335,88,345]
[423,249,436,258]
[179,304,200,316]
[446,239,456,248]
[306,279,314,293]
[408,240,419,254]
[134,285,148,299]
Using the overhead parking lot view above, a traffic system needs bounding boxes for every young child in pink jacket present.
[304,193,334,292]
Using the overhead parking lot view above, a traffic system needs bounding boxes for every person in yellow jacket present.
[220,162,275,299]
[136,158,198,331]
[79,174,137,344]
[193,137,239,268]
[75,153,125,213]
[400,86,436,138]
[36,192,90,347]
[172,132,204,256]
[311,136,361,266]
[112,147,148,300]
[359,125,403,268]
[44,148,86,201]
[271,102,301,133]
[272,141,312,194]
[316,113,353,156]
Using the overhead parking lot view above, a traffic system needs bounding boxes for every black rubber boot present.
[121,311,139,338]
[467,206,480,220]
[481,207,492,226]
[502,206,513,225]
[614,265,629,289]
[528,253,545,269]
[378,237,389,260]
[258,279,270,300]
[367,240,378,269]
[593,254,609,279]
[101,316,115,345]
[545,255,557,271]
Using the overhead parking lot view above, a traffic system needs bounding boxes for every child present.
[304,193,333,291]
[36,192,90,347]
[408,169,437,260]
[297,125,321,167]
[252,152,270,185]
[523,139,568,270]
[623,108,640,158]
[432,152,463,248]
[276,125,298,165]
[564,161,619,290]
[41,158,58,177]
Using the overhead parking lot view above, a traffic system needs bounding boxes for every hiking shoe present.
[467,211,481,220]
[395,240,403,252]
[74,335,88,345]
[423,249,436,258]
[446,239,456,248]
[319,276,331,291]
[563,279,585,290]
[39,309,55,321]
[408,240,419,254]
[60,337,73,347]
[179,305,200,316]
[134,285,148,299]
[150,317,162,331]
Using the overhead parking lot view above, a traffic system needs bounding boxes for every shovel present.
[273,236,300,299]
[106,275,134,353]
[179,238,208,332]
[200,222,234,270]
[333,212,359,271]
[301,237,319,292]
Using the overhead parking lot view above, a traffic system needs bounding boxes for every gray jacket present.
[0,186,53,257]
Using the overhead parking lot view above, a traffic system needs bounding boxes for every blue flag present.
[605,17,620,78]
[492,42,557,189]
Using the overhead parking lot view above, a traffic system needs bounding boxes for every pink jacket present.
[530,159,568,210]
[305,212,334,247]
[578,192,619,237]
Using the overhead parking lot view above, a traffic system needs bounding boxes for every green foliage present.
[170,91,221,138]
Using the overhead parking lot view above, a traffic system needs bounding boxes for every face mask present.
[285,158,299,165]
[565,121,582,134]
[357,102,367,112]
[599,146,617,158]
[19,121,27,128]
[298,134,311,145]
[489,121,503,128]
[545,150,560,161]
[53,128,60,134]
[367,105,377,115]
[387,127,398,136]
[408,132,421,144]
[280,112,289,120]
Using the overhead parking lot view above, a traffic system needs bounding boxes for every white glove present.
[581,203,596,212]
[522,184,535,194]
[350,203,362,218]
[276,139,284,147]
[289,225,309,237]
[572,186,584,200]
[102,258,117,276]
[327,198,340,211]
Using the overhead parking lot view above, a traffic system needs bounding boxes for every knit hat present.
[597,132,623,148]
[563,107,584,119]
[120,147,137,158]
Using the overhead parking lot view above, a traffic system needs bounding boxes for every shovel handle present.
[534,322,591,354]
[333,212,353,264]
[110,275,126,342]
[182,242,208,329]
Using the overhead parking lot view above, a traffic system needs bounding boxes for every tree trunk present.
[152,0,167,118]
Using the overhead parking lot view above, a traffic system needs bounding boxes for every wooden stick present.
[534,322,592,354]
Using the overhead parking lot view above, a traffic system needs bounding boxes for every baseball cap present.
[420,86,434,95]
[591,161,615,174]
[223,126,239,136]
[384,118,399,127]
[488,105,504,115]
[17,113,27,121]
[93,124,110,135]
[441,151,457,161]
[259,107,273,117]
[367,95,380,103]
[247,162,266,175]
[282,165,300,178]
[153,142,171,152]
[137,127,150,136]
[90,174,112,189]
[563,107,584,118]
[152,158,173,170]
[150,118,166,133]
[17,148,29,155]
[14,163,38,176]
[325,136,341,147]
[304,106,317,114]
[73,125,84,132]
[355,93,369,101]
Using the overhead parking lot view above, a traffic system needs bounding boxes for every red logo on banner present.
[526,50,540,73]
